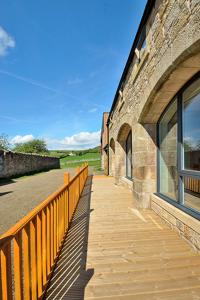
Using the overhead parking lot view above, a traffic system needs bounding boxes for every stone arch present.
[138,43,200,125]
[110,138,115,152]
[135,44,200,208]
[109,138,115,176]
[117,123,132,145]
[115,123,132,182]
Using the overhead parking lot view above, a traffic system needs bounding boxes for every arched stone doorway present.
[116,123,132,182]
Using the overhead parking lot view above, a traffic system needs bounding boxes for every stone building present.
[100,112,109,175]
[106,0,200,249]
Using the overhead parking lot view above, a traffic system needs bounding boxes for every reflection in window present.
[183,78,200,171]
[126,132,132,179]
[159,99,178,201]
[184,176,200,211]
[158,74,200,216]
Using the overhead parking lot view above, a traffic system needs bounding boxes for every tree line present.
[0,134,48,154]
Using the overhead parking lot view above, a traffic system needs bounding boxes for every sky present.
[0,0,147,150]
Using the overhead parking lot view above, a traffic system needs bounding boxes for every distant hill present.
[49,146,100,158]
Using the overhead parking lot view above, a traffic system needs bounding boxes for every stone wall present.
[0,151,60,178]
[109,0,200,208]
[151,194,200,251]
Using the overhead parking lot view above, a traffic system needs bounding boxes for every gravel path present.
[0,168,76,235]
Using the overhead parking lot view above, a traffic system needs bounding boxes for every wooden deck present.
[44,175,200,300]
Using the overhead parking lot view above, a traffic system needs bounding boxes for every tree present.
[13,139,48,154]
[0,133,10,151]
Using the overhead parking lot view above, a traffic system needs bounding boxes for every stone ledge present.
[151,194,200,234]
[119,177,133,190]
[151,193,200,250]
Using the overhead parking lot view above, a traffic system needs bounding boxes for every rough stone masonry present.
[0,151,60,178]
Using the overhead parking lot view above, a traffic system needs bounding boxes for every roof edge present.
[108,0,156,123]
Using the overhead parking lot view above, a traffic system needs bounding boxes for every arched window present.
[126,131,132,179]
[158,73,200,217]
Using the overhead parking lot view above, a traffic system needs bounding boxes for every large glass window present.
[183,78,200,172]
[184,176,200,211]
[126,131,132,179]
[158,74,200,217]
[159,99,178,201]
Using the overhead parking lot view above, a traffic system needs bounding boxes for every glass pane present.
[183,78,200,171]
[159,99,178,201]
[184,176,200,212]
[126,132,132,179]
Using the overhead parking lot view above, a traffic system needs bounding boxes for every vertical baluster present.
[50,202,54,267]
[57,195,60,247]
[22,226,30,300]
[36,213,42,297]
[13,232,23,300]
[56,197,59,251]
[42,209,47,287]
[66,186,69,232]
[30,220,37,300]
[59,194,62,246]
[46,205,51,276]
[53,200,57,259]
[74,181,76,212]
[72,182,74,214]
[64,172,70,233]
[61,193,64,242]
[68,185,71,224]
[63,190,66,232]
[62,192,65,237]
[0,242,12,300]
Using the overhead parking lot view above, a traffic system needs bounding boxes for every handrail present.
[0,164,88,300]
[0,168,85,240]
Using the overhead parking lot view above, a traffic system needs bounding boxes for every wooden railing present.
[0,164,88,300]
[185,176,200,194]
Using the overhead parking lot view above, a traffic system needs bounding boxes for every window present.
[126,131,132,179]
[159,99,178,201]
[183,78,200,172]
[158,74,200,217]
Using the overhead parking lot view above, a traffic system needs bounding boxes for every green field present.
[60,151,101,171]
[48,147,101,172]
[49,146,100,159]
[61,159,101,170]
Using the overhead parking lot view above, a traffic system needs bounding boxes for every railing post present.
[0,167,89,300]
[64,172,70,185]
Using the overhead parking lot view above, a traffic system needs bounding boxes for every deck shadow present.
[0,179,16,186]
[44,175,94,300]
[0,191,13,196]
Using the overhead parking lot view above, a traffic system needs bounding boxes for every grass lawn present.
[60,152,101,172]
[60,152,100,162]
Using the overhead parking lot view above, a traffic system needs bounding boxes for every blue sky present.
[0,0,147,149]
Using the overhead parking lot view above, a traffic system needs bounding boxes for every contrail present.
[0,69,105,108]
[0,69,59,93]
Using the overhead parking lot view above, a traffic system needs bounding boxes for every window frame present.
[157,72,200,220]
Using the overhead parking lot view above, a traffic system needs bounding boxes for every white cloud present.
[0,26,15,56]
[11,134,34,144]
[10,131,100,150]
[46,131,100,150]
[88,108,98,113]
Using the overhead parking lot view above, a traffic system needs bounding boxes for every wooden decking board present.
[44,176,200,300]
